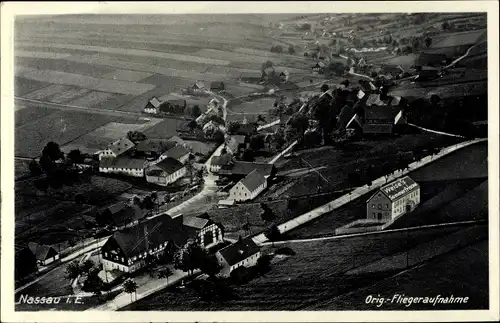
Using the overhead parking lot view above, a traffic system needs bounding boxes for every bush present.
[275,247,296,256]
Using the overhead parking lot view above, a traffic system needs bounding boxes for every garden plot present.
[46,87,90,104]
[100,69,153,82]
[66,91,118,108]
[14,77,50,97]
[15,50,72,60]
[15,110,117,158]
[85,122,146,140]
[23,84,70,100]
[15,66,156,96]
[18,42,232,65]
[143,118,185,139]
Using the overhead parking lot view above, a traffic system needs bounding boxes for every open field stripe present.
[15,66,155,96]
[261,219,487,246]
[15,41,232,66]
[15,50,72,60]
[253,138,487,245]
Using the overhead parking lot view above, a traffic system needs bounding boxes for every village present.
[12,11,489,312]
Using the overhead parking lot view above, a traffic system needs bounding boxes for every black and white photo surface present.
[1,2,499,322]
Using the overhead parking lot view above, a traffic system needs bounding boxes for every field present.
[124,225,481,310]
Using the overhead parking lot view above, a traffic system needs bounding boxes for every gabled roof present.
[182,215,211,230]
[149,157,184,175]
[135,139,177,155]
[164,99,187,108]
[111,215,188,258]
[239,169,266,192]
[100,156,146,170]
[112,205,144,226]
[211,153,233,166]
[28,242,57,261]
[346,113,363,129]
[148,97,162,108]
[226,136,241,154]
[107,137,135,156]
[366,94,386,107]
[219,161,275,178]
[218,237,260,266]
[337,104,356,128]
[194,81,206,89]
[374,176,419,202]
[163,145,190,160]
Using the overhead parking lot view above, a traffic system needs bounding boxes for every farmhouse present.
[179,214,224,248]
[219,161,276,178]
[145,157,186,186]
[366,176,420,222]
[98,137,135,160]
[210,81,225,92]
[135,139,177,158]
[362,94,395,135]
[101,215,188,273]
[312,61,326,74]
[229,169,267,202]
[189,81,207,93]
[99,157,146,177]
[28,242,59,266]
[110,205,144,231]
[215,237,261,278]
[158,145,191,164]
[160,99,187,115]
[210,153,233,173]
[143,97,162,114]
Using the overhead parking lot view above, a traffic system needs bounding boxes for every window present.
[385,204,389,208]
[104,252,107,257]
[372,204,375,208]
[378,204,382,209]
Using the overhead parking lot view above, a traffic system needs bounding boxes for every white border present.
[2,1,499,322]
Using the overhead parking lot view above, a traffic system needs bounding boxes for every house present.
[98,137,135,160]
[110,205,145,231]
[158,145,191,164]
[179,214,224,248]
[210,153,233,173]
[226,135,247,155]
[229,169,267,202]
[229,123,257,136]
[362,94,395,135]
[203,120,225,133]
[215,237,261,278]
[28,242,59,266]
[261,68,281,85]
[101,215,188,273]
[15,245,38,280]
[279,71,289,83]
[219,161,276,178]
[159,99,187,115]
[312,61,326,74]
[210,81,225,92]
[99,157,147,177]
[143,97,162,114]
[135,139,177,158]
[366,176,420,222]
[207,98,221,112]
[145,157,186,186]
[190,81,207,93]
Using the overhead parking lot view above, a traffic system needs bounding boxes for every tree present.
[347,172,361,187]
[174,241,220,277]
[265,224,281,242]
[39,155,56,174]
[80,259,95,276]
[324,62,346,78]
[424,37,432,49]
[242,148,255,162]
[256,256,272,275]
[123,279,138,302]
[260,203,276,222]
[142,195,155,210]
[127,131,147,142]
[213,129,225,144]
[257,115,266,123]
[29,159,43,176]
[65,261,80,281]
[191,105,202,118]
[67,149,85,164]
[133,196,141,206]
[320,84,329,93]
[34,178,49,194]
[441,21,450,30]
[42,142,64,161]
[270,45,283,53]
[157,267,174,284]
[261,60,274,73]
[287,45,296,55]
[249,134,265,151]
[340,79,350,87]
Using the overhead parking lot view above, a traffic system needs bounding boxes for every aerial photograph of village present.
[12,12,489,312]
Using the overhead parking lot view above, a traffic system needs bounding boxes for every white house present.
[229,169,267,202]
[143,97,162,114]
[180,214,224,249]
[215,237,261,278]
[99,157,146,177]
[209,153,233,173]
[98,137,135,160]
[145,157,186,186]
[366,176,420,222]
[28,242,60,266]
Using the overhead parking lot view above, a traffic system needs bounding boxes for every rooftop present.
[379,176,419,201]
[218,237,260,266]
[107,137,135,156]
[100,156,146,170]
[239,169,267,192]
[148,157,185,175]
[219,161,275,178]
[162,145,190,161]
[135,139,177,155]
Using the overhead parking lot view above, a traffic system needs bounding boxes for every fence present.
[253,138,487,245]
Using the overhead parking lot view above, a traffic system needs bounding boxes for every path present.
[408,122,466,138]
[252,138,486,245]
[260,219,486,246]
[444,41,481,69]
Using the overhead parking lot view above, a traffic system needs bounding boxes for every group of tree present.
[65,259,105,297]
[173,240,221,277]
[127,131,147,143]
[270,45,284,53]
